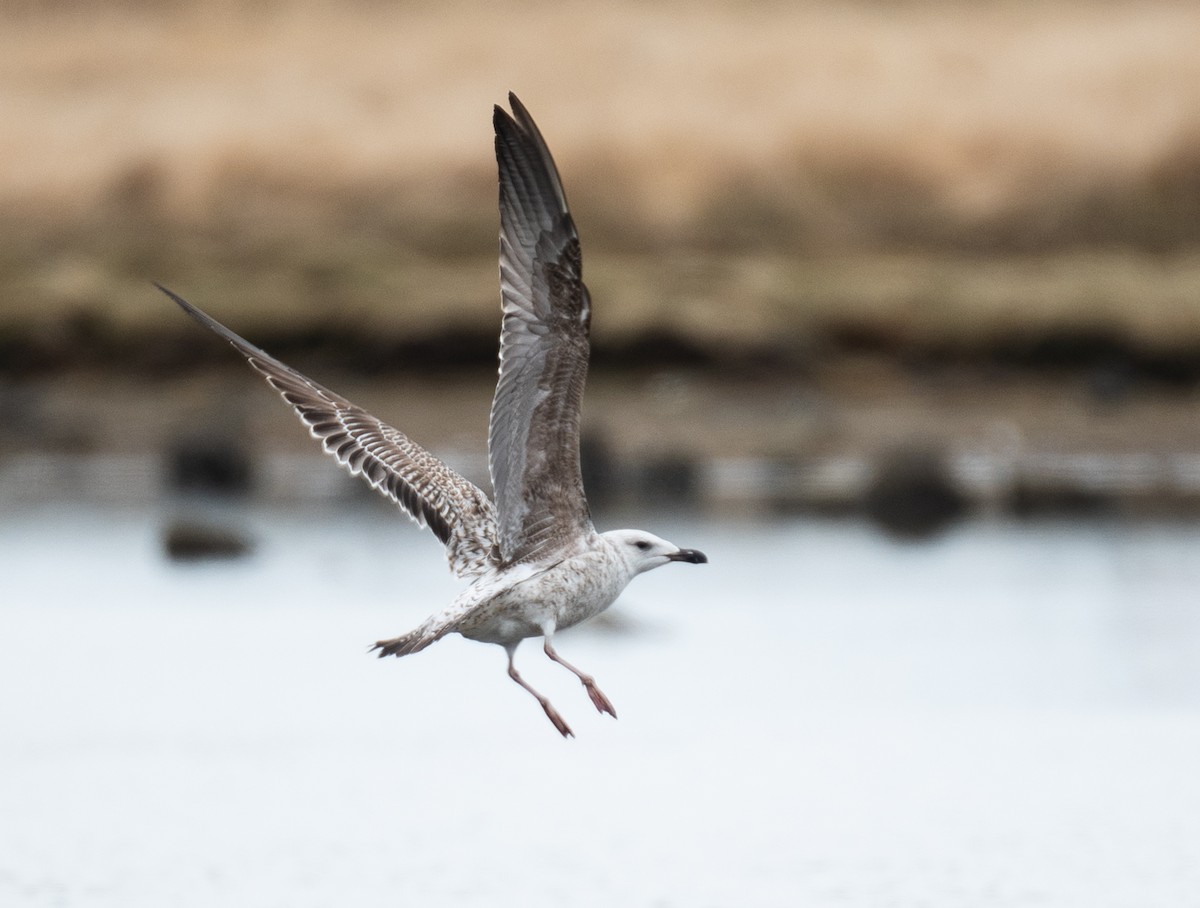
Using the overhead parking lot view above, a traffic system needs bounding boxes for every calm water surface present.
[3,505,1200,906]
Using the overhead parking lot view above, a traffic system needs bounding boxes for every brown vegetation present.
[2,0,1200,368]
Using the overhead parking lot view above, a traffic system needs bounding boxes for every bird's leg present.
[543,638,617,719]
[506,645,573,738]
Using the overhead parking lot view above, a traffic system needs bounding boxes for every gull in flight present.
[159,93,707,737]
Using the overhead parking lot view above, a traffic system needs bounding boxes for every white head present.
[601,529,708,577]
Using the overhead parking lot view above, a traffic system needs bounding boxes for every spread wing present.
[158,285,500,579]
[489,93,594,565]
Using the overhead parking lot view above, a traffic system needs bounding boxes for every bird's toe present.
[585,683,618,719]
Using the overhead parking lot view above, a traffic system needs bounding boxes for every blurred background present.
[4,1,1200,906]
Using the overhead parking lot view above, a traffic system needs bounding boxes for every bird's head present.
[602,529,708,576]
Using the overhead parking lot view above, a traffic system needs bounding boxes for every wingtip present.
[492,92,570,218]
[153,281,193,313]
[506,92,536,133]
[494,95,524,134]
[155,283,250,352]
[497,92,534,131]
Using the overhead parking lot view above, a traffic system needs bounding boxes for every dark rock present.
[165,435,253,497]
[865,447,968,540]
[163,520,253,561]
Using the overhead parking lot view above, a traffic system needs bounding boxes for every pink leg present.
[506,646,573,738]
[543,639,617,719]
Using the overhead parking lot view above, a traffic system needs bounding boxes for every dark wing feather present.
[158,285,500,579]
[489,93,594,565]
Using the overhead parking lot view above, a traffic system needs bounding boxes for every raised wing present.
[158,285,500,579]
[489,93,594,565]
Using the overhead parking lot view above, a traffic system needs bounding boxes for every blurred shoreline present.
[6,359,1200,537]
[4,0,1200,532]
[3,0,1200,361]
[7,250,1200,377]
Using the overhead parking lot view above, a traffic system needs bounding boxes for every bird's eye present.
[634,540,651,550]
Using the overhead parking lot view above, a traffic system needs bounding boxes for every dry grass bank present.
[2,0,1200,365]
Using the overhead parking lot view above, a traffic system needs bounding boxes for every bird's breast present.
[456,549,629,643]
[537,550,629,631]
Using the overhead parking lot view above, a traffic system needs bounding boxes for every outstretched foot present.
[506,647,574,738]
[543,639,618,719]
[582,680,617,719]
[540,700,574,738]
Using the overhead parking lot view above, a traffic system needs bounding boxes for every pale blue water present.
[3,505,1200,906]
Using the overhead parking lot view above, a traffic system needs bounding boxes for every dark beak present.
[669,548,708,564]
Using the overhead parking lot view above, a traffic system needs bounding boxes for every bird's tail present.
[370,619,450,659]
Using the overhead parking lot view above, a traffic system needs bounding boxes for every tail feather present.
[370,620,450,659]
